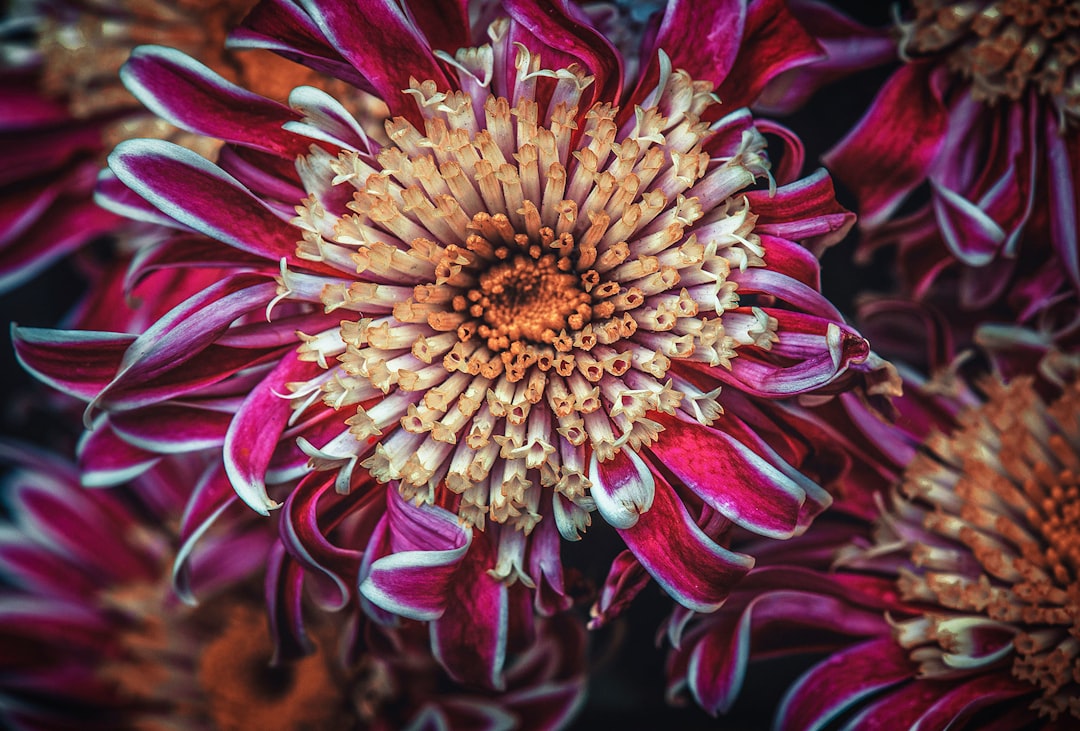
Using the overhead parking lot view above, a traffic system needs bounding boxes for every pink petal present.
[359,488,472,621]
[107,139,318,268]
[756,0,896,114]
[432,532,510,690]
[95,273,279,409]
[172,462,239,603]
[689,589,889,714]
[633,0,745,104]
[589,448,655,529]
[714,0,826,111]
[616,471,754,613]
[776,637,913,731]
[121,45,306,157]
[12,327,135,402]
[76,420,162,487]
[295,0,452,119]
[824,62,948,227]
[225,352,321,515]
[746,168,855,250]
[504,0,622,105]
[649,412,812,539]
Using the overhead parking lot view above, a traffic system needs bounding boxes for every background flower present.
[666,362,1080,729]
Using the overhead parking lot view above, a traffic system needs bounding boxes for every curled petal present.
[824,62,948,227]
[589,448,655,530]
[359,488,472,621]
[649,412,814,539]
[776,637,913,731]
[225,352,320,515]
[616,472,753,613]
[121,45,306,157]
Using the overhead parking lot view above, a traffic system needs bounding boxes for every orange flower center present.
[905,0,1080,114]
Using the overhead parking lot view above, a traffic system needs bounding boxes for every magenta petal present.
[0,187,121,294]
[649,412,810,539]
[590,448,655,529]
[96,273,278,406]
[1046,112,1080,289]
[636,0,744,101]
[588,549,649,630]
[431,533,509,690]
[296,0,451,118]
[913,673,1032,730]
[12,327,134,402]
[110,402,232,453]
[616,471,754,613]
[756,0,896,114]
[777,637,913,731]
[689,589,889,715]
[280,471,367,611]
[746,168,855,249]
[173,462,239,603]
[359,488,472,621]
[225,352,320,515]
[931,180,1004,267]
[713,0,825,111]
[504,0,622,104]
[121,45,305,157]
[401,0,470,54]
[76,421,162,488]
[107,139,313,266]
[824,62,948,227]
[266,543,316,662]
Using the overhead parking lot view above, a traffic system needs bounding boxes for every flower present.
[0,0,359,294]
[666,369,1080,728]
[0,444,586,729]
[14,0,887,684]
[778,1,1080,336]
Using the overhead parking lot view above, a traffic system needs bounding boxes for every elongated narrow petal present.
[107,139,307,264]
[776,638,913,731]
[225,353,321,515]
[12,327,135,402]
[650,412,808,539]
[121,45,306,157]
[360,489,472,620]
[824,62,948,227]
[617,472,753,613]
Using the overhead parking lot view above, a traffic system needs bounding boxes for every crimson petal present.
[615,471,753,613]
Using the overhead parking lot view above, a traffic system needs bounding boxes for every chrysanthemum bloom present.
[667,370,1080,729]
[15,0,888,684]
[772,0,1080,332]
[0,444,587,730]
[0,0,359,293]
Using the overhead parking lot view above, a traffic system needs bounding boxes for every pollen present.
[905,0,1080,116]
[889,376,1080,720]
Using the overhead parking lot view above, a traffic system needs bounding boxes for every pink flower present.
[0,0,350,293]
[15,0,889,684]
[0,444,586,729]
[776,1,1080,334]
[666,367,1080,728]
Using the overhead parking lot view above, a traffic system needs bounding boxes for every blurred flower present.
[0,443,586,729]
[13,0,890,684]
[667,366,1080,728]
[0,0,359,293]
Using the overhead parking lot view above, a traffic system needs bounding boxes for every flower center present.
[467,250,590,352]
[287,41,776,534]
[890,377,1080,720]
[904,0,1080,115]
[99,582,352,729]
